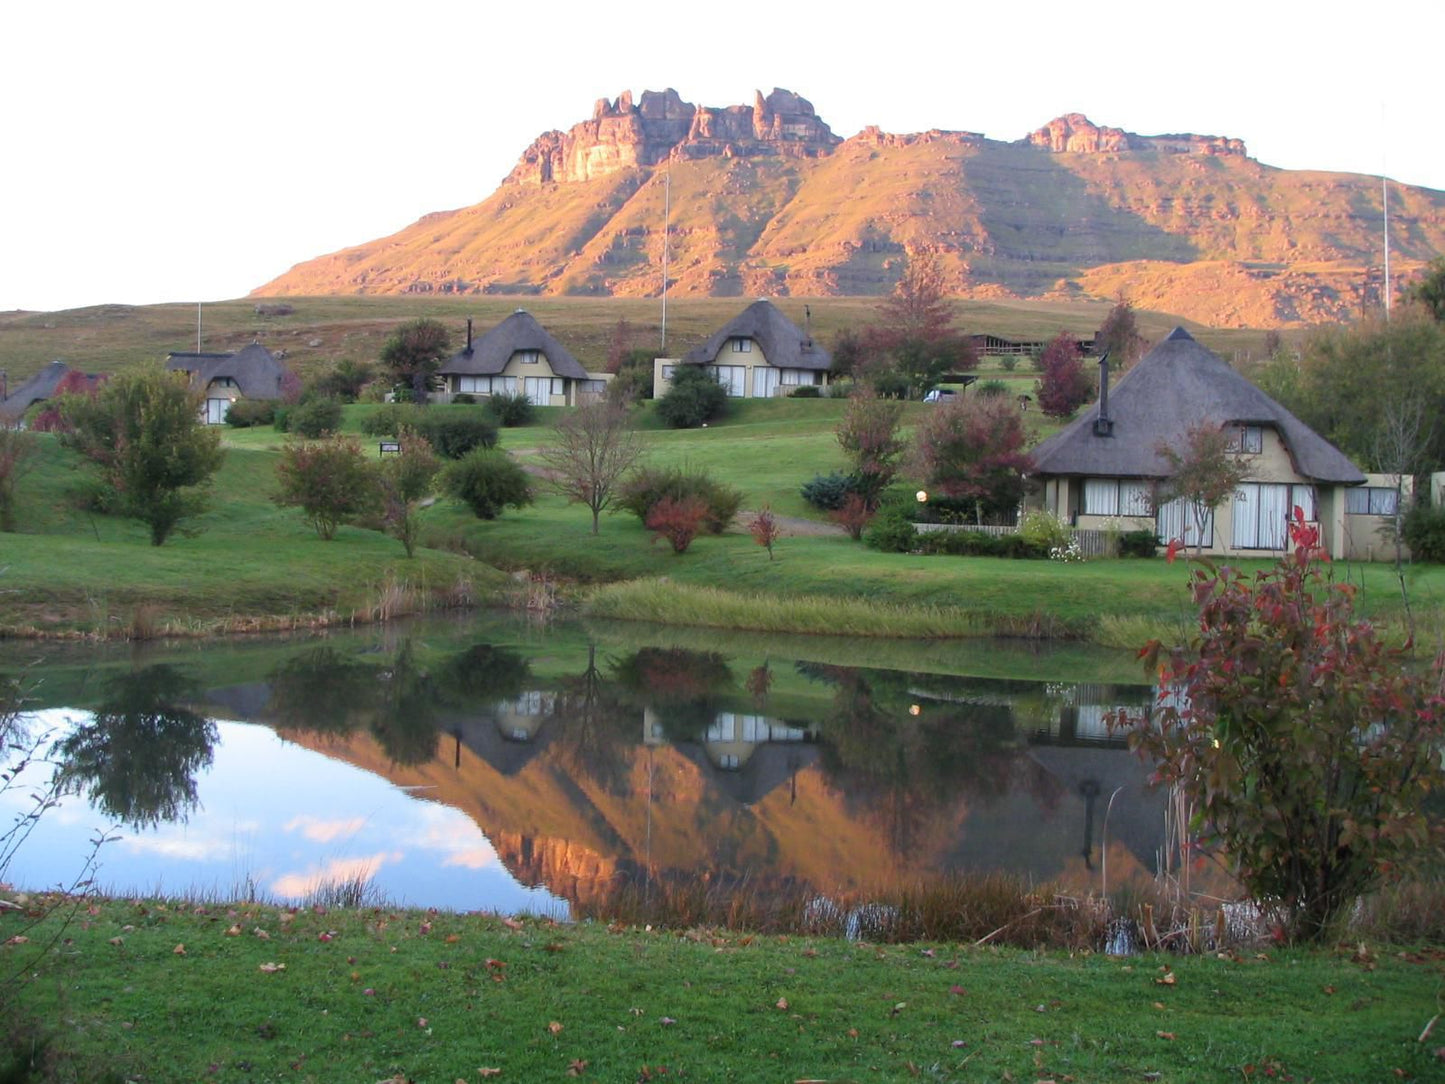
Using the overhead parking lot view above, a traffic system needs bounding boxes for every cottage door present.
[752,367,780,398]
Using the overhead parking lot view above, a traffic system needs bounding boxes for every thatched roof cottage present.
[165,341,287,424]
[655,299,832,398]
[438,310,604,406]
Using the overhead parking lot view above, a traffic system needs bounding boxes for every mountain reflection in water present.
[2,622,1167,914]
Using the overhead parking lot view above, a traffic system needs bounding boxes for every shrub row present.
[359,406,499,459]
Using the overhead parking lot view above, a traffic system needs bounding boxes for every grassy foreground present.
[3,895,1443,1083]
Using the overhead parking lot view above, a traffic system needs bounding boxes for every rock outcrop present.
[1026,113,1247,157]
[504,88,841,185]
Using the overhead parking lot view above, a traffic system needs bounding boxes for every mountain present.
[254,89,1445,328]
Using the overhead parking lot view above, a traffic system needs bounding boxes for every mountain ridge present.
[255,88,1445,328]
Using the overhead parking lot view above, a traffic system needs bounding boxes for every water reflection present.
[9,622,1169,912]
[56,666,216,829]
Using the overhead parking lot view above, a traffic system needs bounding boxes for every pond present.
[2,616,1172,918]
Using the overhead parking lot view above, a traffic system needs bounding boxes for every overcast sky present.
[4,0,1440,313]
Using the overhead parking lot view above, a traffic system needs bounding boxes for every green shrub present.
[225,400,275,427]
[413,414,499,460]
[800,471,862,512]
[1017,509,1071,551]
[975,380,1010,398]
[788,384,821,398]
[606,365,653,406]
[657,366,728,428]
[451,393,477,405]
[1403,502,1445,563]
[282,398,343,438]
[999,355,1019,372]
[487,391,534,427]
[360,404,420,437]
[866,371,911,400]
[863,508,917,552]
[442,448,532,519]
[619,466,743,534]
[1118,529,1159,558]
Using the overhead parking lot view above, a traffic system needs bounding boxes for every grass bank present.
[3,894,1442,1083]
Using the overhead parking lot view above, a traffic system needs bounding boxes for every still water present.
[2,616,1167,916]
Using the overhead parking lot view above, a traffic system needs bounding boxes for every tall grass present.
[585,579,1094,639]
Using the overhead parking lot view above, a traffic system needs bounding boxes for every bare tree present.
[1156,425,1252,555]
[540,401,645,534]
[1374,396,1434,635]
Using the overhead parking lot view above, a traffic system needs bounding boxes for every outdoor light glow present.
[916,491,928,503]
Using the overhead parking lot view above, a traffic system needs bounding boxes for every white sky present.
[4,0,1440,313]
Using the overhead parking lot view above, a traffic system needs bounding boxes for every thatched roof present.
[1029,327,1364,484]
[439,310,589,380]
[0,361,105,423]
[681,299,832,371]
[165,342,286,400]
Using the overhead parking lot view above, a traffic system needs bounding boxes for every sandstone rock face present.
[504,87,841,185]
[1026,113,1246,157]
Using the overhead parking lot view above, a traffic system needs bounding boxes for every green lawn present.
[2,897,1441,1084]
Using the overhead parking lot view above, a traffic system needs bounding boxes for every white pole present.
[661,166,670,352]
[197,301,202,351]
[1382,105,1391,319]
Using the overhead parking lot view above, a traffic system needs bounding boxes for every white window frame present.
[1225,425,1263,454]
[1082,479,1152,517]
[1346,486,1398,516]
[730,338,753,353]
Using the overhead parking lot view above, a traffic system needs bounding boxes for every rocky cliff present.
[255,89,1445,328]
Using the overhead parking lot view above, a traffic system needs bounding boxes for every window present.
[517,350,540,365]
[458,375,489,395]
[660,365,676,381]
[551,378,563,395]
[1156,496,1214,549]
[710,365,746,397]
[1346,486,1399,516]
[1082,479,1152,517]
[1225,425,1263,454]
[729,337,753,353]
[1232,483,1292,550]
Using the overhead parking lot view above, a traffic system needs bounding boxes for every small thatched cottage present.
[165,341,288,424]
[0,361,103,425]
[437,310,604,406]
[1026,327,1368,559]
[654,299,832,398]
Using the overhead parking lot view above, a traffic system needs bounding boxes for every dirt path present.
[739,510,844,537]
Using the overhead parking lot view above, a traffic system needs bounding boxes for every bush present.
[606,365,653,406]
[413,413,499,460]
[451,393,477,405]
[274,434,378,540]
[360,404,419,437]
[1402,503,1445,563]
[830,493,874,541]
[442,448,533,520]
[647,496,709,554]
[999,355,1019,372]
[788,384,821,398]
[1117,529,1159,558]
[1017,509,1071,552]
[975,380,1010,398]
[487,391,534,427]
[657,366,728,428]
[279,397,343,438]
[863,508,918,552]
[800,471,863,512]
[619,466,742,534]
[224,400,276,427]
[913,529,1048,559]
[865,370,911,400]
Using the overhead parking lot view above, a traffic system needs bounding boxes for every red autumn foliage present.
[646,495,709,554]
[1034,333,1093,418]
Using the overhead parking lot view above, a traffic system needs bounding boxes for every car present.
[922,389,958,403]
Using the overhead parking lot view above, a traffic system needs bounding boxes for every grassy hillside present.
[0,294,1274,390]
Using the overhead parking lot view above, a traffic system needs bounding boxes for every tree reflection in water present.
[56,666,217,829]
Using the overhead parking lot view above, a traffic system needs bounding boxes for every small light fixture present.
[909,704,921,716]
[915,490,928,503]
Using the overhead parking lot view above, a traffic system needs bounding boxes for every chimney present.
[803,304,813,346]
[466,318,473,352]
[1092,351,1113,436]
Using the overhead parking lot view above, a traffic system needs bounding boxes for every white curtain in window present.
[1083,479,1119,516]
[1121,481,1153,517]
[753,367,780,398]
[1257,484,1290,549]
[1157,496,1213,548]
[1232,486,1260,549]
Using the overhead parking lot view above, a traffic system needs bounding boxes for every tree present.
[380,318,451,404]
[1034,332,1093,418]
[1253,310,1445,471]
[442,448,533,520]
[913,396,1032,524]
[836,391,906,505]
[274,434,379,540]
[657,365,727,428]
[310,359,376,403]
[0,426,39,532]
[1095,297,1146,369]
[1404,255,1445,321]
[378,431,441,557]
[1114,514,1445,942]
[1155,424,1253,555]
[647,495,709,553]
[864,252,977,396]
[749,506,782,559]
[59,370,225,546]
[540,400,645,534]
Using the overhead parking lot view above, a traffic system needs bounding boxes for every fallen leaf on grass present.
[548,1021,564,1036]
[108,937,123,946]
[776,998,789,1011]
[477,1070,502,1079]
[1154,973,1176,986]
[225,925,241,937]
[1156,1031,1176,1041]
[259,962,285,973]
[1152,1001,1166,1011]
[503,917,523,931]
[566,1060,587,1076]
[949,985,967,996]
[253,929,270,940]
[173,944,186,956]
[659,1017,677,1026]
[446,934,461,944]
[485,958,507,971]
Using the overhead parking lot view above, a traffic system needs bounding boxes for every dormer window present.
[729,338,753,353]
[517,350,541,365]
[1225,425,1263,454]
